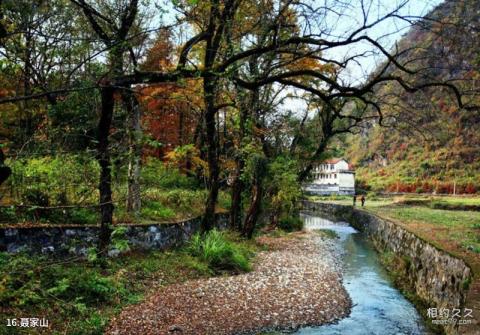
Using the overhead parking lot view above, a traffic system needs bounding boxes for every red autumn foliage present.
[385,181,480,194]
[141,83,200,159]
[139,31,202,159]
[464,183,477,194]
[422,182,433,193]
[435,182,454,194]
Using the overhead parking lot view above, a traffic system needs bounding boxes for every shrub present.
[162,189,204,212]
[422,182,433,193]
[277,216,303,232]
[355,178,372,193]
[435,182,454,194]
[142,159,198,190]
[0,252,125,310]
[0,206,16,222]
[217,191,231,210]
[69,208,98,225]
[267,156,301,219]
[143,189,207,219]
[23,188,50,207]
[464,183,477,194]
[8,155,99,206]
[2,155,99,223]
[188,230,251,273]
[69,272,120,304]
[141,201,176,220]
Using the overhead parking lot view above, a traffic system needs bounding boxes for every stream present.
[294,212,430,335]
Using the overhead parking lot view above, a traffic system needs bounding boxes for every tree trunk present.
[229,161,244,230]
[241,153,266,239]
[229,104,247,231]
[124,92,142,214]
[201,76,219,233]
[0,148,11,187]
[201,110,219,233]
[242,181,263,239]
[97,86,115,257]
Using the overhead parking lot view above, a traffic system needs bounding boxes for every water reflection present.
[295,213,429,335]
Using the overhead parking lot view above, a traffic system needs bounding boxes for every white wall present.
[335,160,349,171]
[338,172,355,188]
[313,173,337,185]
[312,160,352,185]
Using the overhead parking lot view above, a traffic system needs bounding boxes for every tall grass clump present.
[188,230,252,273]
[277,216,303,232]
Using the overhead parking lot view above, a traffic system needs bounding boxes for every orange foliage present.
[140,80,202,159]
[138,30,203,159]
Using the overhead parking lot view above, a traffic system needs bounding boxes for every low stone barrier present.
[302,201,473,335]
[0,213,229,256]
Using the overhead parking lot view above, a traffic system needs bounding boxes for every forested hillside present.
[345,0,480,194]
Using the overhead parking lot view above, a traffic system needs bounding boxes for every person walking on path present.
[361,195,366,207]
[353,195,357,206]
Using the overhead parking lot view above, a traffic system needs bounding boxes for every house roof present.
[321,158,355,171]
[324,158,345,164]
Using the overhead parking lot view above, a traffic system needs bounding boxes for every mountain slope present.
[345,0,480,194]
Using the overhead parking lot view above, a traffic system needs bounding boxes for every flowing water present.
[294,212,429,335]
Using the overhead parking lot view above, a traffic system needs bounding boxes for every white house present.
[304,158,355,195]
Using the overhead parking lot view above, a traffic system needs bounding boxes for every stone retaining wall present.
[0,213,229,256]
[302,201,473,335]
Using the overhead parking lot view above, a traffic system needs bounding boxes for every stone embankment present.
[0,214,228,256]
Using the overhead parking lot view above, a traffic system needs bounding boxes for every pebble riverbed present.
[107,232,351,335]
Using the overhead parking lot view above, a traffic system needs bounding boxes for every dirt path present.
[107,232,351,335]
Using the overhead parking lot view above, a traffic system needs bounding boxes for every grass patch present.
[306,194,352,202]
[188,230,254,274]
[139,200,176,221]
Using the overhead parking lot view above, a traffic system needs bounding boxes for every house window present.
[331,164,334,170]
[334,174,337,178]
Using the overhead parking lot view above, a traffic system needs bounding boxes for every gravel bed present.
[107,231,351,335]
